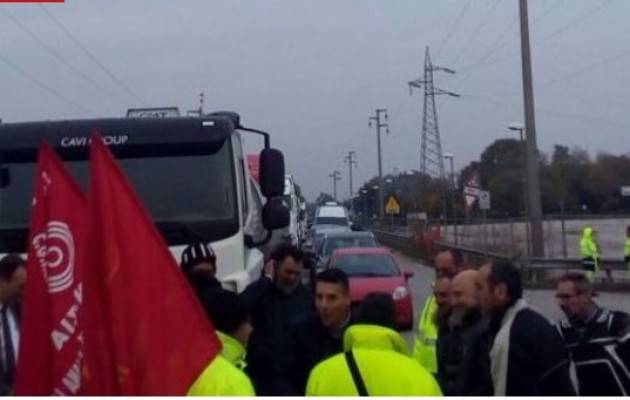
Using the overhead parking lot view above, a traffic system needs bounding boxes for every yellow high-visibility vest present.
[306,325,442,396]
[413,294,438,374]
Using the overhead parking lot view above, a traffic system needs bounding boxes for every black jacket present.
[287,312,350,394]
[556,307,630,396]
[0,302,20,396]
[489,304,576,396]
[437,311,493,396]
[240,277,313,395]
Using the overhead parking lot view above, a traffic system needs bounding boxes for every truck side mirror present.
[262,197,290,230]
[260,148,285,198]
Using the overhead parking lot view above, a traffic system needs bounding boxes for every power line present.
[485,47,630,97]
[0,6,121,111]
[0,53,96,115]
[434,0,474,61]
[448,0,612,104]
[459,93,630,128]
[458,0,610,75]
[539,0,612,43]
[450,0,502,66]
[38,4,149,106]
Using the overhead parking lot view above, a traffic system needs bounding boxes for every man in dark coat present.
[287,268,352,394]
[476,260,575,396]
[437,270,492,396]
[555,272,630,395]
[0,255,26,396]
[240,244,313,395]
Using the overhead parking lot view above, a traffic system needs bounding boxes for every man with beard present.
[240,244,313,395]
[436,270,492,396]
[476,261,574,396]
[413,249,464,374]
[432,276,452,331]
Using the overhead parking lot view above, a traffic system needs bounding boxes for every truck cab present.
[0,111,288,292]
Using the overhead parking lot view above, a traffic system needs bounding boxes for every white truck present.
[0,110,289,292]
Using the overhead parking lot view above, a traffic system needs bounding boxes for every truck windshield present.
[0,140,238,252]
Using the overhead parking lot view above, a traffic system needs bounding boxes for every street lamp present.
[443,153,457,244]
[508,122,525,141]
[507,122,530,257]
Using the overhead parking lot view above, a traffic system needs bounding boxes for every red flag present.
[81,136,220,395]
[14,143,87,396]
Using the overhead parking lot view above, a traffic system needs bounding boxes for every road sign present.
[385,196,400,215]
[463,186,481,197]
[479,190,491,210]
[463,171,481,213]
[621,186,630,197]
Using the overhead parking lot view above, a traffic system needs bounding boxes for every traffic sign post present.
[479,191,491,211]
[385,196,400,215]
[385,196,400,227]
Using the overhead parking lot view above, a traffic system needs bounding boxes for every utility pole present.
[344,151,357,213]
[329,170,341,200]
[409,46,458,224]
[369,109,389,220]
[519,0,545,257]
[443,153,458,244]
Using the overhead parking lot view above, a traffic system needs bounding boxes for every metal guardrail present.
[371,228,628,269]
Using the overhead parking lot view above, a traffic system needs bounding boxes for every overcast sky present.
[1,0,628,200]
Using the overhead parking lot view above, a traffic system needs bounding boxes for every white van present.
[315,205,350,227]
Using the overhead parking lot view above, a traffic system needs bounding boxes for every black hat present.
[181,242,216,274]
[199,288,249,335]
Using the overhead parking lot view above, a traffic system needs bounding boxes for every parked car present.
[326,247,414,330]
[303,224,350,252]
[315,231,378,269]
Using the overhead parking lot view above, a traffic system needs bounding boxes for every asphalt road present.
[394,249,630,345]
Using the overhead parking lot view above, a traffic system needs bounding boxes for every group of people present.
[182,242,441,396]
[1,236,628,396]
[415,249,630,396]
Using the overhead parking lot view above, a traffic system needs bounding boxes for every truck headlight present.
[392,286,409,301]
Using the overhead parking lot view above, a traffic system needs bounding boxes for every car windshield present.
[315,216,348,226]
[322,236,377,257]
[0,140,238,252]
[333,254,400,277]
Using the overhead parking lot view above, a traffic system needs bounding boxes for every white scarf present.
[489,299,529,396]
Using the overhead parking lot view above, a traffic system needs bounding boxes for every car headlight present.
[392,286,409,301]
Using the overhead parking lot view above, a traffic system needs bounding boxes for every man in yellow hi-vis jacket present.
[306,293,442,396]
[188,289,255,396]
[580,227,608,282]
[413,249,464,374]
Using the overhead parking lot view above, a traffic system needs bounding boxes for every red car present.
[327,247,414,330]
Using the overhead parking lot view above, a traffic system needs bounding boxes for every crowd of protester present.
[1,239,628,396]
